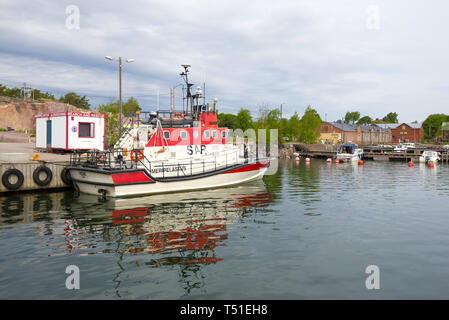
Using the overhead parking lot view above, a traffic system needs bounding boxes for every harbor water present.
[1,159,449,299]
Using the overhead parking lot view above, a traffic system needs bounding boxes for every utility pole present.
[22,83,32,101]
[118,57,122,138]
[170,88,173,112]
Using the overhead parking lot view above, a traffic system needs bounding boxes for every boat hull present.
[336,153,364,162]
[69,162,269,197]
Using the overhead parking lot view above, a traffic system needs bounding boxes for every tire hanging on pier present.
[2,168,24,190]
[61,167,73,185]
[33,166,53,186]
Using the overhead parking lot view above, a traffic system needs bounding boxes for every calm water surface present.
[1,159,449,299]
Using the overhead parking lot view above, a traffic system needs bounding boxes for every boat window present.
[212,130,217,139]
[163,131,170,139]
[339,145,354,154]
[204,130,210,139]
[180,131,187,140]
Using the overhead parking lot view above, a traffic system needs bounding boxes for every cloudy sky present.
[0,0,448,122]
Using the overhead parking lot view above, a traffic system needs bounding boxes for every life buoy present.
[131,150,144,162]
[33,166,53,186]
[2,168,24,190]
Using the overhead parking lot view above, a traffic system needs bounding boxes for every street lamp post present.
[105,55,135,139]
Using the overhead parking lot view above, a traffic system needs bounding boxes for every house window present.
[163,131,170,139]
[222,131,227,139]
[212,130,217,139]
[204,130,210,139]
[180,131,187,140]
[79,122,94,138]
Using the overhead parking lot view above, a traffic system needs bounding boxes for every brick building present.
[320,122,392,145]
[377,123,424,143]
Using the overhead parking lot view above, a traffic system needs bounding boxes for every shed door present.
[46,120,52,146]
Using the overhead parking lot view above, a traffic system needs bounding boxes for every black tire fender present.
[61,167,72,185]
[2,168,25,190]
[32,166,53,186]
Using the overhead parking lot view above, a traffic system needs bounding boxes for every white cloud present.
[0,0,448,122]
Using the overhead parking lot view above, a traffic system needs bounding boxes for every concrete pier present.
[0,142,72,193]
[0,160,71,193]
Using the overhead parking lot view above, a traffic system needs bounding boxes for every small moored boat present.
[336,143,364,162]
[419,150,440,163]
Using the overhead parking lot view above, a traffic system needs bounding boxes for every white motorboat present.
[336,143,364,162]
[394,143,415,153]
[419,150,440,163]
[68,66,270,197]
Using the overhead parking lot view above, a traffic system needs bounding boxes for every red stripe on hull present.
[224,162,269,174]
[111,172,152,184]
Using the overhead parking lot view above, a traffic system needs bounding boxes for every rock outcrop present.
[0,96,93,131]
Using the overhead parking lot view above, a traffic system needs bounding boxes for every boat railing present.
[69,148,264,179]
[136,150,249,179]
[70,148,139,170]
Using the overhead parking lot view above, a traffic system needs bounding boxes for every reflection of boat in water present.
[73,181,271,264]
[0,182,272,297]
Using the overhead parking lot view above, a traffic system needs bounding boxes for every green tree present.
[234,108,253,132]
[344,111,360,124]
[59,92,90,110]
[279,118,289,142]
[298,105,322,143]
[286,112,302,141]
[357,116,372,125]
[252,107,281,145]
[0,84,22,98]
[423,114,449,140]
[122,96,141,116]
[32,89,55,101]
[98,101,120,147]
[217,113,237,129]
[382,112,399,123]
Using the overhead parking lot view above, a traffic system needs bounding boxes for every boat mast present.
[180,64,193,116]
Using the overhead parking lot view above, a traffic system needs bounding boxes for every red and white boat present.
[68,65,270,197]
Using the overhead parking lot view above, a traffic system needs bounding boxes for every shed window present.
[79,123,94,138]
